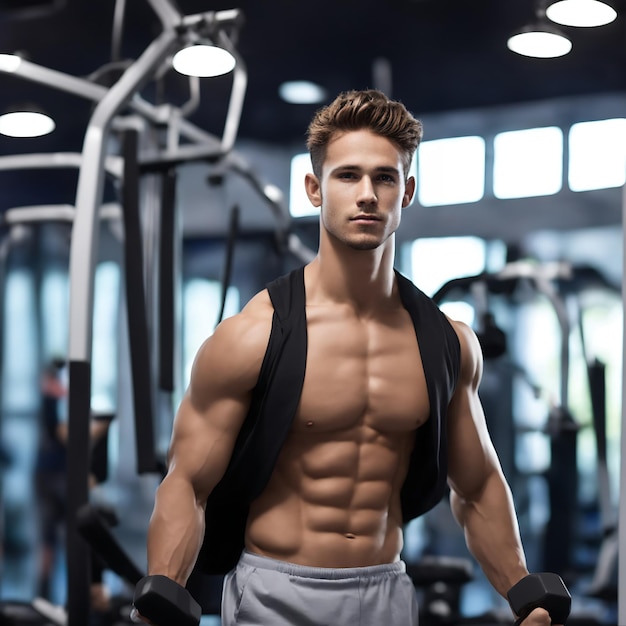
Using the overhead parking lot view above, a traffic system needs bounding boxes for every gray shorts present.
[221,550,419,626]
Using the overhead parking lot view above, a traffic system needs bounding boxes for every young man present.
[138,90,560,625]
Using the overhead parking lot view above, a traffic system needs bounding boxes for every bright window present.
[182,279,240,385]
[493,127,563,199]
[3,270,38,412]
[289,153,317,218]
[418,136,485,206]
[91,262,120,413]
[410,236,486,316]
[568,118,626,191]
[41,269,69,360]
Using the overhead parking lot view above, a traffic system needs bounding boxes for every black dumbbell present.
[507,572,571,625]
[133,575,202,626]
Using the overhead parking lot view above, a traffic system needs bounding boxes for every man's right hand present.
[517,607,563,626]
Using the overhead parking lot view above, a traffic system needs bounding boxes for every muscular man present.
[139,90,560,625]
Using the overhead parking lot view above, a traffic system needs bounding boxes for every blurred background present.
[0,1,623,624]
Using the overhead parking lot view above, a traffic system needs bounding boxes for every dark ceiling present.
[0,0,625,208]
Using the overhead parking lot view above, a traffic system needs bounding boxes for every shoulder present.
[446,317,483,389]
[190,289,274,394]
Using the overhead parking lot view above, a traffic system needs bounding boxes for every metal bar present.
[0,153,123,178]
[76,504,145,585]
[158,169,177,392]
[287,233,316,264]
[0,57,108,100]
[217,204,239,325]
[217,30,247,152]
[0,60,219,147]
[65,360,92,626]
[180,8,242,29]
[146,0,182,29]
[4,205,76,223]
[4,203,122,225]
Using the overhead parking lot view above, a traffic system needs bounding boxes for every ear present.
[304,172,322,207]
[402,176,416,208]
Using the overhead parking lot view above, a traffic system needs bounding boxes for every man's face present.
[305,129,415,251]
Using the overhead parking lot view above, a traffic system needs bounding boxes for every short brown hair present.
[306,89,423,179]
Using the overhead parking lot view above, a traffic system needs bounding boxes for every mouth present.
[350,214,381,222]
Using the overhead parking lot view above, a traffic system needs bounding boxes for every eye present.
[337,171,357,180]
[378,173,396,184]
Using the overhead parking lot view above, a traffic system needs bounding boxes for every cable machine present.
[434,260,619,583]
[0,2,316,624]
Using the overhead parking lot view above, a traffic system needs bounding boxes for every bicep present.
[166,391,249,503]
[446,322,502,500]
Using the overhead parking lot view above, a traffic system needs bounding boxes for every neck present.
[307,233,397,311]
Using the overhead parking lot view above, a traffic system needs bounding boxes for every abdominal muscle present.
[245,426,415,568]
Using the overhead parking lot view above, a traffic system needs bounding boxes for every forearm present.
[147,473,206,586]
[450,470,528,598]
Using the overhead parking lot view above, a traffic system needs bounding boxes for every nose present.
[356,176,377,205]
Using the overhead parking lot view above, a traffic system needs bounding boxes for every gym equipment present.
[78,510,198,626]
[76,502,221,619]
[583,356,618,602]
[435,261,581,575]
[407,555,474,625]
[119,128,159,476]
[435,262,616,573]
[0,2,311,623]
[216,203,240,326]
[507,572,571,625]
[75,504,145,587]
[133,576,201,626]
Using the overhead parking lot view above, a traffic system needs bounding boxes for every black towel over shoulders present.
[196,266,460,575]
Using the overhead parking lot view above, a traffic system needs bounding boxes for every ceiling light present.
[0,53,22,73]
[279,81,327,104]
[0,105,55,137]
[546,0,617,27]
[172,44,236,78]
[507,21,572,58]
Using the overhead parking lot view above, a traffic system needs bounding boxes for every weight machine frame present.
[0,1,315,623]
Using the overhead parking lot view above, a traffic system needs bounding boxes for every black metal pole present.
[121,129,158,474]
[66,359,92,625]
[158,168,176,393]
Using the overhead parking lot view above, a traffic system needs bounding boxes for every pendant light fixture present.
[507,3,573,58]
[172,43,236,78]
[0,53,22,73]
[507,21,573,57]
[546,0,617,27]
[0,103,55,137]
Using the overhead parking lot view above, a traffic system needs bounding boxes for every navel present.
[345,533,356,540]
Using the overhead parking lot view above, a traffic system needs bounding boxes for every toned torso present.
[245,275,431,568]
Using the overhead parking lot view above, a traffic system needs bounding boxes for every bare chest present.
[296,307,430,434]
